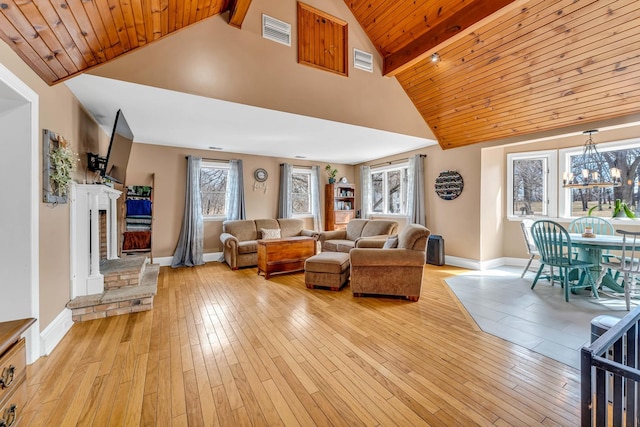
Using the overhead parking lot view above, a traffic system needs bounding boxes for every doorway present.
[0,63,40,362]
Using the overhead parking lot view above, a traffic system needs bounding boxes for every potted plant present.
[325,164,338,184]
[612,199,636,219]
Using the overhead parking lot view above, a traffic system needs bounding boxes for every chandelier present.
[562,130,622,189]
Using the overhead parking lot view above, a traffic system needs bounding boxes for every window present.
[200,161,229,218]
[291,168,312,215]
[370,164,409,215]
[559,139,640,218]
[507,151,557,218]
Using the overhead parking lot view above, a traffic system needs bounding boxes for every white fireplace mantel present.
[70,183,122,298]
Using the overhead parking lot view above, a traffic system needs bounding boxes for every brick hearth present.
[67,255,158,322]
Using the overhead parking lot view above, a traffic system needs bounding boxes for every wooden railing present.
[581,307,640,426]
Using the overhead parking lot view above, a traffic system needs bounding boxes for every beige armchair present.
[350,224,431,301]
[317,219,398,253]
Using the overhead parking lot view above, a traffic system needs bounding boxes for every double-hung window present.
[291,167,312,216]
[370,163,409,215]
[507,150,557,218]
[200,161,229,219]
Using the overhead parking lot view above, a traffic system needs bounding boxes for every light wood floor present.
[23,263,581,426]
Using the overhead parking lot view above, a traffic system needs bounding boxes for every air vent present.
[354,48,373,72]
[262,14,291,46]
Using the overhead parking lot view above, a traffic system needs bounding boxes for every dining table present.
[569,233,633,293]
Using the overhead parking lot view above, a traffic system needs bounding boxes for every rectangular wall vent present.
[262,14,291,46]
[354,48,373,72]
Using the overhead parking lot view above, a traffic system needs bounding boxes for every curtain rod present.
[185,156,229,162]
[279,163,312,168]
[369,154,426,169]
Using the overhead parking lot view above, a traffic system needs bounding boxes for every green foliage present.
[587,205,598,216]
[325,164,338,179]
[49,145,78,196]
[612,199,636,219]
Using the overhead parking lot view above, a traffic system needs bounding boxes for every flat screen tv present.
[103,109,134,184]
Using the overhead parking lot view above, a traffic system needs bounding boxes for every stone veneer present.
[67,255,158,322]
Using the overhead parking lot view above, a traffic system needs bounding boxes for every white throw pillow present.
[261,228,281,240]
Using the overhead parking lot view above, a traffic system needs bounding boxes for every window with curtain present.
[200,161,229,218]
[369,163,409,215]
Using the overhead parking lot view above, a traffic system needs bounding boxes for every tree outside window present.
[200,163,229,217]
[291,171,311,215]
[507,150,556,218]
[566,145,640,217]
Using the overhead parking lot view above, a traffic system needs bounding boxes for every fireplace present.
[70,183,122,298]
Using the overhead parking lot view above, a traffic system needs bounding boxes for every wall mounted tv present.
[88,109,134,184]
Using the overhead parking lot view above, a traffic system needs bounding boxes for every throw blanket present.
[126,199,152,216]
[122,231,151,250]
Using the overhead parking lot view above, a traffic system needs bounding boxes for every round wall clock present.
[435,170,464,200]
[254,168,268,182]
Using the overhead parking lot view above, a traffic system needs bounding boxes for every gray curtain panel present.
[171,156,204,268]
[407,154,426,226]
[278,163,293,218]
[225,159,246,220]
[360,165,371,219]
[311,165,322,231]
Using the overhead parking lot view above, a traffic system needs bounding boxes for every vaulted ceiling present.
[1,0,639,149]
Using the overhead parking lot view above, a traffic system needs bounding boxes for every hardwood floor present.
[23,263,581,426]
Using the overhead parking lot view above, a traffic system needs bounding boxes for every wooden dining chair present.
[530,220,597,302]
[595,230,640,310]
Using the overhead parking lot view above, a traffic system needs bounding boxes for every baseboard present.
[154,252,224,267]
[445,256,541,271]
[40,308,73,357]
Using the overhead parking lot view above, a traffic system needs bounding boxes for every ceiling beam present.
[227,0,253,29]
[383,0,517,76]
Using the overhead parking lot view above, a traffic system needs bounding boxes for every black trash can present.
[426,235,444,266]
[591,315,621,343]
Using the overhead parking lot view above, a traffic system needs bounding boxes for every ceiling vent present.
[262,14,291,46]
[354,48,373,72]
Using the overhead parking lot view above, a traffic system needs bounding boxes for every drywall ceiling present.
[65,74,436,164]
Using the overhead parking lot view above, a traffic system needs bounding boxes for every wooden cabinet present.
[325,183,356,231]
[0,318,36,427]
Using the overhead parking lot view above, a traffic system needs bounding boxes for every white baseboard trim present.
[40,308,73,356]
[154,252,224,267]
[445,256,542,272]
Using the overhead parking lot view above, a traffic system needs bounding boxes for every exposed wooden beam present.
[227,0,253,29]
[383,0,517,76]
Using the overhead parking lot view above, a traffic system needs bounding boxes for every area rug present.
[444,266,633,369]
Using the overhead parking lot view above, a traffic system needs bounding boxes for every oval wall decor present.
[435,170,464,200]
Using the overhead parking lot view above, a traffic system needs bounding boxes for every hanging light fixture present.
[562,130,622,188]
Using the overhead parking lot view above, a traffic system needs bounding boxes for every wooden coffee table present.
[257,236,316,279]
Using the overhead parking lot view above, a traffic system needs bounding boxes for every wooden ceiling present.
[1,0,639,149]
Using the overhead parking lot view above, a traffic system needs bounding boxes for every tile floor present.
[445,266,636,369]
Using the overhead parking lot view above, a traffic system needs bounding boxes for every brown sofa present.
[350,223,431,301]
[220,218,317,269]
[317,219,398,253]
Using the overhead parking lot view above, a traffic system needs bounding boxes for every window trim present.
[291,166,312,217]
[200,160,230,221]
[506,150,557,220]
[370,161,409,216]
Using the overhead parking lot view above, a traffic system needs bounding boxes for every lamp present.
[431,52,440,62]
[562,130,621,188]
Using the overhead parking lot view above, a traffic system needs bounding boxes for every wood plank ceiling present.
[1,0,639,149]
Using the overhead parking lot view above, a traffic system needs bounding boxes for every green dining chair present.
[530,220,597,302]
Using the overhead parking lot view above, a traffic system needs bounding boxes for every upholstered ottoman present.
[304,252,350,291]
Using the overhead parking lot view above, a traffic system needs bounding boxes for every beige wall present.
[127,143,355,257]
[89,0,433,141]
[0,42,102,330]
